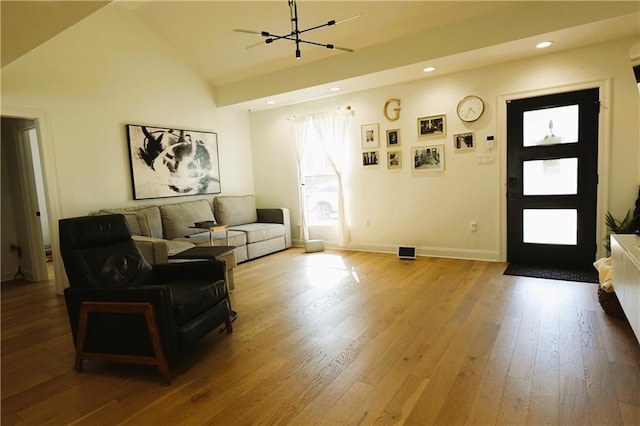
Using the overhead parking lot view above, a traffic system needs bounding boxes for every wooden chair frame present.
[74,301,171,385]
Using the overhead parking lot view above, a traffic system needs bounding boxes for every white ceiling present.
[126,1,639,111]
[3,1,639,111]
[129,1,508,85]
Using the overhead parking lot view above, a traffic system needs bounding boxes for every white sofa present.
[91,195,291,265]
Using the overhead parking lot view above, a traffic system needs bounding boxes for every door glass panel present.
[523,158,578,195]
[523,209,577,245]
[523,105,579,146]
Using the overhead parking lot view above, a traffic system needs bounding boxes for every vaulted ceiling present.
[2,1,639,111]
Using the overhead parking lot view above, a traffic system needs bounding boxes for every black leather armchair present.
[59,214,233,384]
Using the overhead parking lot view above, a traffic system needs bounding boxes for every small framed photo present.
[386,129,401,147]
[411,144,445,172]
[387,150,402,169]
[453,132,475,151]
[361,123,379,149]
[362,150,379,166]
[417,114,446,138]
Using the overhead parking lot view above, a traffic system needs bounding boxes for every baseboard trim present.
[291,239,500,262]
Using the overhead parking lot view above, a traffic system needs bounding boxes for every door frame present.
[2,106,66,295]
[498,79,611,262]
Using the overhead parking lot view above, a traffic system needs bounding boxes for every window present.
[302,130,338,226]
[291,108,350,245]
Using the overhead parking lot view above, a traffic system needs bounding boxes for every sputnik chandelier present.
[234,0,360,59]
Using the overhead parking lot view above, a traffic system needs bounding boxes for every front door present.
[506,88,599,268]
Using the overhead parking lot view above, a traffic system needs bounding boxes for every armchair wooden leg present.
[74,306,90,372]
[75,302,171,385]
[224,316,233,333]
[143,304,171,384]
[223,299,234,333]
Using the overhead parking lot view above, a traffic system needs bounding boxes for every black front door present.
[506,88,599,268]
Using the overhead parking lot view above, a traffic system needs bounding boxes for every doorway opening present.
[1,117,53,284]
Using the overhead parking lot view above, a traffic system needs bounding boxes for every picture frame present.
[362,150,379,166]
[417,114,446,138]
[126,124,221,200]
[453,132,475,151]
[386,128,401,147]
[387,150,402,169]
[411,144,445,172]
[361,123,380,149]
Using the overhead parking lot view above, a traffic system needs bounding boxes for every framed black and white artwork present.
[126,124,221,200]
[361,123,380,149]
[411,144,445,173]
[387,150,402,169]
[417,114,446,138]
[453,132,475,151]
[386,128,401,147]
[362,150,379,166]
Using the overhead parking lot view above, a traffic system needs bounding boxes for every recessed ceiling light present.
[536,41,554,49]
[266,100,277,105]
[329,87,341,92]
[423,66,437,73]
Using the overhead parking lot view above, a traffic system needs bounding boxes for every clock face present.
[457,95,484,122]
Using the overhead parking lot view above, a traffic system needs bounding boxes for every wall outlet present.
[470,222,478,232]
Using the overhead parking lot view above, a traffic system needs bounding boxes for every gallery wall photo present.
[126,124,221,200]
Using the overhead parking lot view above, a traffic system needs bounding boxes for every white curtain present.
[311,108,352,246]
[289,115,312,241]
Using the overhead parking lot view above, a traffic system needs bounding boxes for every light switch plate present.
[477,153,495,164]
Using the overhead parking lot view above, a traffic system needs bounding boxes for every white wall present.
[1,3,255,220]
[1,4,255,291]
[251,37,640,261]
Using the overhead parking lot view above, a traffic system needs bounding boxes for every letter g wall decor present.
[384,98,401,121]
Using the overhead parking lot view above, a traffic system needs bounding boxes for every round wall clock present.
[456,95,484,122]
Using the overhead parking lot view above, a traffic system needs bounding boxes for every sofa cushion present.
[211,230,247,247]
[228,223,285,244]
[246,237,286,259]
[135,206,163,239]
[93,209,143,236]
[214,195,258,226]
[92,206,162,238]
[173,230,247,248]
[160,200,216,240]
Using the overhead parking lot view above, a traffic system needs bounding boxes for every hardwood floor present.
[2,248,639,425]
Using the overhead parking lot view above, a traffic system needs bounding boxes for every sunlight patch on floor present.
[304,253,356,289]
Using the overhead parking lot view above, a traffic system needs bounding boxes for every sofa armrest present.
[133,236,169,265]
[257,208,291,248]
